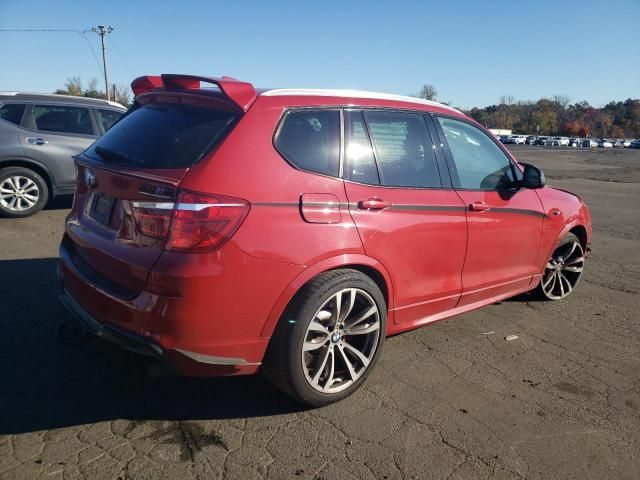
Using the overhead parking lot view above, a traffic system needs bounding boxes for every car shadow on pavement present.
[45,195,74,211]
[0,258,304,435]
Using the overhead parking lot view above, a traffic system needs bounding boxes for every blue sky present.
[1,0,638,109]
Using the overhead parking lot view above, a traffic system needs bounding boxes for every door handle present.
[358,198,392,211]
[469,201,491,212]
[26,137,49,145]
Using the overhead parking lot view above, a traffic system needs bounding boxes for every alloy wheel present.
[0,176,40,212]
[541,240,584,300]
[301,288,381,393]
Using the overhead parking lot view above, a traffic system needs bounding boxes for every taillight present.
[131,191,250,253]
[131,202,173,239]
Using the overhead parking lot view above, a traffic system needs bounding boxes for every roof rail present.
[130,74,257,111]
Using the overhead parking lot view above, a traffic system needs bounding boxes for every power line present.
[0,28,85,32]
[110,39,133,77]
[0,28,103,77]
[77,31,104,75]
[0,26,116,100]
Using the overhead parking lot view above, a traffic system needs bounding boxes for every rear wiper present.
[94,146,141,164]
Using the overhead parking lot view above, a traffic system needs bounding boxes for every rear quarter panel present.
[179,97,365,266]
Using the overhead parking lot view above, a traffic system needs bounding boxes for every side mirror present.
[521,163,545,189]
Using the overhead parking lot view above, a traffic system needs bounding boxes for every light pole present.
[91,25,114,100]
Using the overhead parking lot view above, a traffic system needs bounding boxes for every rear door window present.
[275,110,340,177]
[344,110,379,184]
[84,103,238,168]
[96,109,123,132]
[364,111,441,188]
[33,105,94,135]
[0,103,27,125]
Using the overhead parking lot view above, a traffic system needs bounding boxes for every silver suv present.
[0,93,126,217]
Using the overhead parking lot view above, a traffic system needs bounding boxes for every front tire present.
[263,269,386,407]
[537,233,585,300]
[0,167,49,218]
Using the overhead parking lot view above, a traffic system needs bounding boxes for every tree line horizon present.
[52,78,640,139]
[413,84,640,138]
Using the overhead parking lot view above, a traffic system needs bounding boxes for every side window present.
[436,117,516,190]
[0,103,27,126]
[276,110,340,177]
[32,105,93,135]
[96,109,123,132]
[365,111,440,188]
[344,111,379,184]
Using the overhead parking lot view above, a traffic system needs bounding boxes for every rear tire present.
[263,269,386,407]
[0,167,49,218]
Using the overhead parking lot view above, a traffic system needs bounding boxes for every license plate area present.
[89,193,116,226]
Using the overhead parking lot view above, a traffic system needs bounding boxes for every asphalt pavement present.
[1,146,639,479]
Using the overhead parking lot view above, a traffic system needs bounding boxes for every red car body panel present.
[344,181,467,324]
[57,75,592,377]
[454,188,545,306]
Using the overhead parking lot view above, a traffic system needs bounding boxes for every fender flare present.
[259,253,395,338]
[537,216,588,276]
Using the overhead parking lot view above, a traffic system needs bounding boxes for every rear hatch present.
[64,92,241,297]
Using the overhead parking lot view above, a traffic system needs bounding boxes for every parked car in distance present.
[526,135,538,145]
[569,138,582,147]
[629,139,640,149]
[597,139,613,148]
[536,136,550,145]
[0,93,126,217]
[612,139,626,148]
[57,74,592,406]
[503,135,526,144]
[582,139,598,148]
[621,139,631,148]
[550,136,570,146]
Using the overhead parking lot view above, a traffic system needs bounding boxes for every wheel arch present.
[260,254,395,338]
[569,224,588,250]
[0,158,54,198]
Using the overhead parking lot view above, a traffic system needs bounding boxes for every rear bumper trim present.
[59,274,259,368]
[59,287,166,358]
[174,348,259,366]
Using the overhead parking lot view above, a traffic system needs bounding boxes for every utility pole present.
[91,25,114,100]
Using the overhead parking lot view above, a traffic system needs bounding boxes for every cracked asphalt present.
[1,146,639,479]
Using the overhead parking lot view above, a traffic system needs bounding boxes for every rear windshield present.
[84,103,238,168]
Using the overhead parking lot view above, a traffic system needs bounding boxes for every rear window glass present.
[365,111,440,188]
[275,110,340,177]
[84,103,238,168]
[96,109,123,132]
[0,103,26,125]
[33,105,93,135]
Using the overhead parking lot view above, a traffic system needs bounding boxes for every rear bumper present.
[59,287,177,372]
[57,238,302,377]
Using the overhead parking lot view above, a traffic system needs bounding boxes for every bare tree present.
[416,84,438,101]
[113,84,132,107]
[499,95,514,105]
[553,95,570,108]
[64,76,83,96]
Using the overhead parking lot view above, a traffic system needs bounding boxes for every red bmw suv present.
[58,74,591,406]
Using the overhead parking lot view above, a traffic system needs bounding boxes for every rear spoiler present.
[130,74,257,112]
